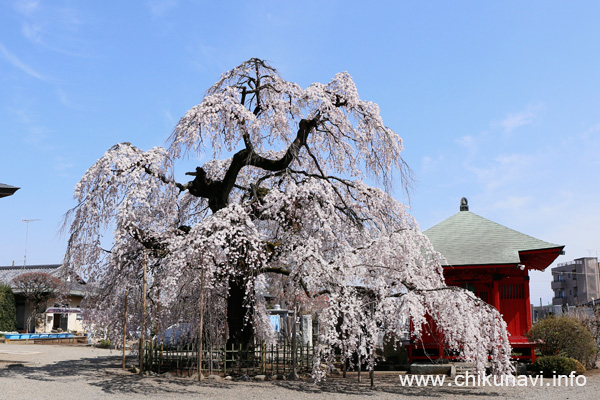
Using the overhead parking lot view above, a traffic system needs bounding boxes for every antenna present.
[22,219,41,267]
[586,249,600,258]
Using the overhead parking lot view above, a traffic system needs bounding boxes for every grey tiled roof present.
[0,264,62,283]
[424,210,562,266]
[0,183,19,197]
[0,264,85,293]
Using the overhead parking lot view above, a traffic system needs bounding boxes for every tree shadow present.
[0,355,233,395]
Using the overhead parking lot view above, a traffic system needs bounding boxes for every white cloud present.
[53,156,74,176]
[468,152,534,192]
[147,0,178,17]
[582,123,600,139]
[499,104,543,134]
[9,103,54,149]
[491,195,533,210]
[55,88,85,110]
[455,135,474,148]
[22,22,44,44]
[164,110,175,129]
[421,155,433,171]
[14,0,40,16]
[501,111,534,133]
[13,1,88,58]
[0,43,45,80]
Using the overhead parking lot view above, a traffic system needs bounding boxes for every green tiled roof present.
[424,210,562,266]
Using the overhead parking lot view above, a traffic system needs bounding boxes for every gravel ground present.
[1,343,599,400]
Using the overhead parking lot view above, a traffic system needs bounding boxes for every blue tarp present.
[270,315,280,332]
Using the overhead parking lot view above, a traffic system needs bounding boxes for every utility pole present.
[22,219,41,267]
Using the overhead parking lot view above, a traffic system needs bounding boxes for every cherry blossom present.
[64,58,513,379]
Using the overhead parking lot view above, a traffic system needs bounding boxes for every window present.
[500,284,525,299]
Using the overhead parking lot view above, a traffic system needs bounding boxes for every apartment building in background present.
[552,257,600,306]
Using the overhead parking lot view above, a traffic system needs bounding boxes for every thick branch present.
[186,117,319,212]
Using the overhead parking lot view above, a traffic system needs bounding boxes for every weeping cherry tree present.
[63,58,513,378]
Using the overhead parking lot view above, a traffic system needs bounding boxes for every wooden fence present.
[143,340,314,376]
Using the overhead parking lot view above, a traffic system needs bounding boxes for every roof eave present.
[0,184,20,198]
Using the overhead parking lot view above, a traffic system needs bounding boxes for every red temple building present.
[408,198,564,363]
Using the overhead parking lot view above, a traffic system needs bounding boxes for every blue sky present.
[1,0,599,304]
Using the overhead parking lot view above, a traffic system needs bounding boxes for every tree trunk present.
[226,276,253,348]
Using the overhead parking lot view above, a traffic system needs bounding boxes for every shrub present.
[571,307,600,367]
[0,283,17,331]
[527,315,597,368]
[531,356,585,377]
[97,339,112,348]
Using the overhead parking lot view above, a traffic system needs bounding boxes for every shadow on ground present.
[272,376,504,398]
[0,355,232,395]
[0,356,505,397]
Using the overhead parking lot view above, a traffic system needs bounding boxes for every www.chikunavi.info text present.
[399,371,586,387]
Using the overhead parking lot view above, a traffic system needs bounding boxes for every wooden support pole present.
[290,298,298,380]
[197,267,205,381]
[357,333,361,383]
[139,256,147,376]
[122,290,128,370]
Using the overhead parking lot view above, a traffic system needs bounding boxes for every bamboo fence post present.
[283,339,287,374]
[261,341,266,374]
[223,344,227,375]
[357,343,361,383]
[209,343,213,376]
[238,343,242,375]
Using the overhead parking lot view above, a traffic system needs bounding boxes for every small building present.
[531,304,564,323]
[551,257,600,306]
[409,198,564,363]
[0,264,85,333]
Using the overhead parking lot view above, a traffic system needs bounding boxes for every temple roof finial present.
[460,197,469,211]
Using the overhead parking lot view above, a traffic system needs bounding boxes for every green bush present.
[531,356,585,377]
[97,339,112,348]
[527,315,597,368]
[0,283,17,331]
